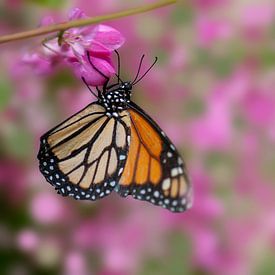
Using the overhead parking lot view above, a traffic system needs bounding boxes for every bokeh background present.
[1,0,275,274]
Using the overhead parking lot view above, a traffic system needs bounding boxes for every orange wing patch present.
[120,109,162,186]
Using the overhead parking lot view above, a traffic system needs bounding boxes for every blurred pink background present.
[0,0,275,274]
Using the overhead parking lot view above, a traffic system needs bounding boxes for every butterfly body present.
[99,82,132,114]
[38,56,193,212]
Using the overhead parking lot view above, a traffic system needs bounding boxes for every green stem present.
[0,0,176,45]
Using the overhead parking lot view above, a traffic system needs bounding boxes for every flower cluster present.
[22,8,125,85]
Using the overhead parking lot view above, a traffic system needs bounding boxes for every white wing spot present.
[162,178,171,190]
[172,200,178,206]
[110,181,116,187]
[153,191,160,198]
[171,168,179,177]
[164,199,170,204]
[118,168,123,175]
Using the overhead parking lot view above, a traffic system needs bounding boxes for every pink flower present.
[21,52,57,75]
[241,4,275,39]
[22,8,125,85]
[30,193,64,224]
[17,229,39,252]
[196,16,233,47]
[192,0,229,10]
[64,251,88,275]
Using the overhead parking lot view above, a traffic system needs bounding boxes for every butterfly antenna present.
[132,54,145,84]
[81,77,99,98]
[114,50,122,84]
[132,57,158,85]
[87,51,110,91]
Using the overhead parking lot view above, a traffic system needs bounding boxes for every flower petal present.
[39,16,55,27]
[68,8,87,21]
[21,52,53,75]
[91,24,125,50]
[68,54,115,86]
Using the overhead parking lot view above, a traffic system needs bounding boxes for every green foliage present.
[184,97,205,117]
[28,0,65,8]
[47,69,78,93]
[141,232,192,275]
[260,47,275,67]
[4,125,33,161]
[0,79,11,111]
[170,5,194,25]
[256,253,275,275]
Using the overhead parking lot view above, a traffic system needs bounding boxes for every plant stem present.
[0,0,176,45]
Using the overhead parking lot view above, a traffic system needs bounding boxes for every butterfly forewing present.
[38,103,131,200]
[117,102,192,212]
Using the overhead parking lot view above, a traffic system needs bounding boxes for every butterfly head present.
[120,81,132,91]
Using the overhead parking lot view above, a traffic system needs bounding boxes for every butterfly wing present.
[117,102,192,212]
[38,102,131,200]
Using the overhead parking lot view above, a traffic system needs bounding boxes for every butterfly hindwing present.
[38,102,131,200]
[117,102,192,212]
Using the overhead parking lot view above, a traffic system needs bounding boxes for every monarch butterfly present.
[38,51,193,212]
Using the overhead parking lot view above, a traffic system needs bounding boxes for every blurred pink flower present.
[21,52,56,75]
[30,193,64,224]
[241,4,275,39]
[189,98,232,150]
[64,251,88,275]
[196,16,233,47]
[0,160,27,201]
[192,0,229,9]
[22,8,125,85]
[17,229,39,252]
[193,228,219,268]
[243,89,275,127]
